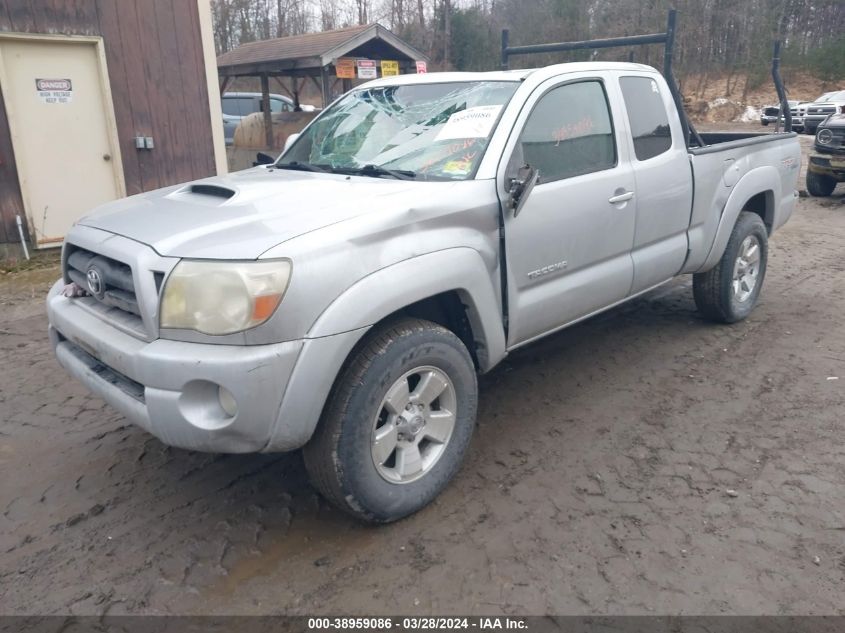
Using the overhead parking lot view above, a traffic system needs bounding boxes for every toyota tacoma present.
[47,52,800,522]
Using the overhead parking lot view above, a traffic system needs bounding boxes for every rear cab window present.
[619,76,673,160]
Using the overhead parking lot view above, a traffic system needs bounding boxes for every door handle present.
[608,190,634,204]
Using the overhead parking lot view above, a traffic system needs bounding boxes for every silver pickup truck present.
[47,60,800,522]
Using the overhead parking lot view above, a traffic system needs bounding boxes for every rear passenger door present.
[502,77,637,347]
[618,75,693,293]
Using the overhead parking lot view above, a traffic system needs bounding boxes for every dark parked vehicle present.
[807,113,845,196]
[221,92,316,145]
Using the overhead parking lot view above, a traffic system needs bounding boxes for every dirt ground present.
[1,129,844,616]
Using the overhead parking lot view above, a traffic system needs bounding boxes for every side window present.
[221,97,240,116]
[619,77,673,161]
[514,80,616,184]
[271,98,292,113]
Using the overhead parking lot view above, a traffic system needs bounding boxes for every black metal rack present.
[771,40,793,132]
[500,9,793,147]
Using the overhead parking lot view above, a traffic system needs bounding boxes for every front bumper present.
[808,154,845,180]
[47,280,364,453]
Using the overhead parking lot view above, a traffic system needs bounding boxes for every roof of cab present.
[358,61,658,89]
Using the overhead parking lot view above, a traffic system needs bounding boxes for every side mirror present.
[508,164,539,217]
[283,133,300,153]
[254,152,275,167]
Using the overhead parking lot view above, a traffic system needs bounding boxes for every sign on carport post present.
[336,58,356,79]
[415,61,427,74]
[381,60,400,76]
[356,59,377,79]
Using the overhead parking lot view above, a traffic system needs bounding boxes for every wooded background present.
[212,0,844,98]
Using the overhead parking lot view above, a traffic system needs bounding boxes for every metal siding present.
[0,0,218,245]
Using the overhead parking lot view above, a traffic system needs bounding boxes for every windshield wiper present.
[273,161,330,173]
[340,164,417,180]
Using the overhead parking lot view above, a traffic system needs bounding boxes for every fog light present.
[218,386,238,418]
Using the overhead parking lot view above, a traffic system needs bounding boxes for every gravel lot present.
[1,130,844,616]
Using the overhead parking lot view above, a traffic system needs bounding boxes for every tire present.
[761,120,769,126]
[693,211,768,324]
[303,317,478,523]
[806,170,836,197]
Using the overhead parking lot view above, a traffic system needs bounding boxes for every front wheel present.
[693,211,768,323]
[807,170,837,197]
[303,318,478,523]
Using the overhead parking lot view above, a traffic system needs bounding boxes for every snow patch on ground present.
[740,105,761,122]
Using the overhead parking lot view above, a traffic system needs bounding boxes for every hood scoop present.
[187,184,236,200]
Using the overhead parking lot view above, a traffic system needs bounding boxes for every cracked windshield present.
[279,81,519,180]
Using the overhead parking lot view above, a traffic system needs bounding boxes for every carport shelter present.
[216,23,429,148]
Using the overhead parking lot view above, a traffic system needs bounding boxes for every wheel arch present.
[307,248,506,372]
[695,166,779,273]
[263,250,506,452]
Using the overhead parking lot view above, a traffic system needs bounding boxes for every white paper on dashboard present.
[435,105,503,140]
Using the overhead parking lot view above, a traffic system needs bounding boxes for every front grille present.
[65,246,140,316]
[808,106,836,115]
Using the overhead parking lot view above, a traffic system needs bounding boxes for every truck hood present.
[78,167,452,259]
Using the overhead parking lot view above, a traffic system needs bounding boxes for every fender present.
[263,248,507,451]
[308,247,507,371]
[696,166,779,273]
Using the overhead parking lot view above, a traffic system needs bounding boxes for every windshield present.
[278,81,519,180]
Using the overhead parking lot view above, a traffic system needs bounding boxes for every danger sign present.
[36,78,73,104]
[415,61,428,74]
[356,59,377,79]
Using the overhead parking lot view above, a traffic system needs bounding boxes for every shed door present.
[0,38,122,248]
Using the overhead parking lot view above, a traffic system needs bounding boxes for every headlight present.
[160,260,291,335]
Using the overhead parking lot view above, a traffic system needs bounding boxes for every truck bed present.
[682,131,801,274]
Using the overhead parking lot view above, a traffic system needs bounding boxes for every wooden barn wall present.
[0,0,217,246]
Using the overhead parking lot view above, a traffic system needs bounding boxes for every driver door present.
[501,77,637,347]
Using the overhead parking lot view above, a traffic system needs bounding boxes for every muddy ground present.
[1,130,844,616]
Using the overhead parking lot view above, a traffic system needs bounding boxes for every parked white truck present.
[47,22,801,522]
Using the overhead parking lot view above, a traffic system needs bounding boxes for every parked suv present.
[221,92,315,145]
[802,90,845,135]
[807,113,845,196]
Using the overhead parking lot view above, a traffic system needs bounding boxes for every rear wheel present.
[807,170,837,197]
[693,211,768,323]
[303,318,478,523]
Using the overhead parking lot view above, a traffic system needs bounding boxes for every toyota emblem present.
[86,268,104,297]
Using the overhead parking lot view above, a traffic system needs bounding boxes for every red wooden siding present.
[0,0,218,246]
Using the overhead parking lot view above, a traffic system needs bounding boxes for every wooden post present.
[320,66,331,108]
[260,73,273,150]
